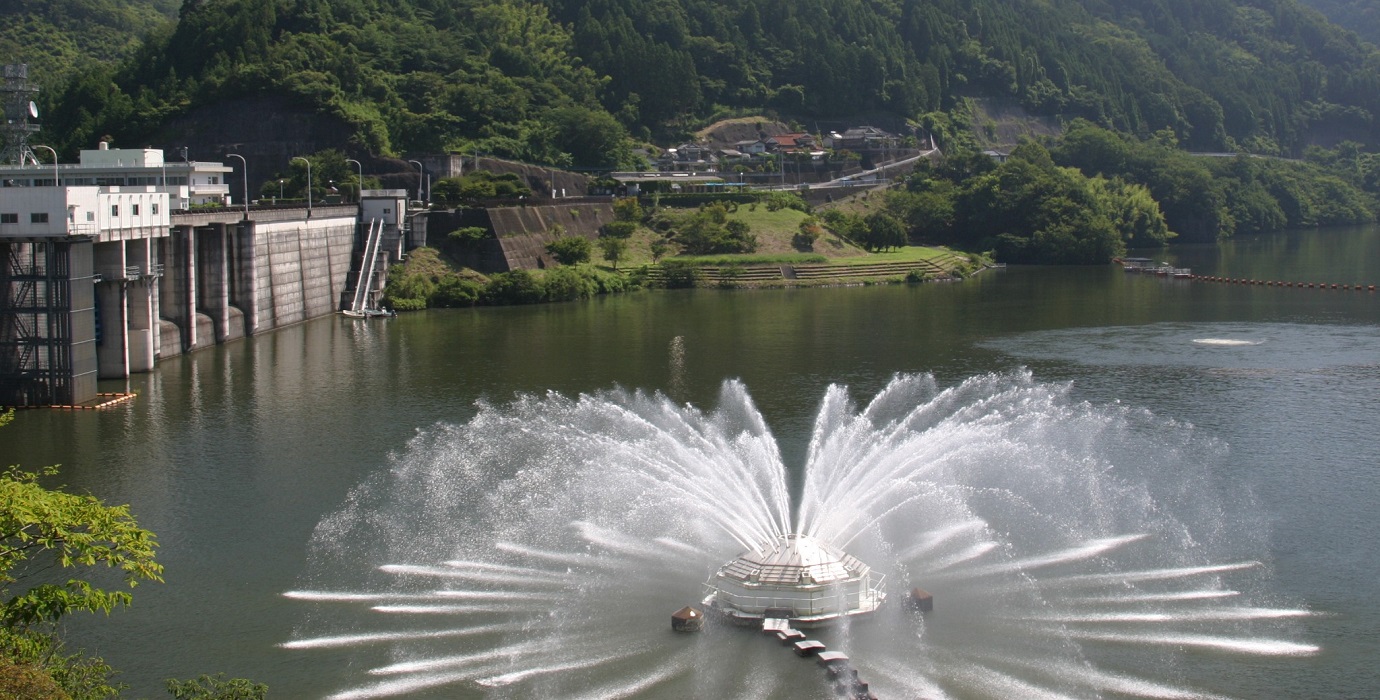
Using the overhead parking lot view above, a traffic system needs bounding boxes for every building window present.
[31,213,48,223]
[0,213,16,224]
[86,212,95,222]
[153,203,159,215]
[209,176,219,185]
[383,208,391,214]
[133,204,140,215]
[111,205,119,216]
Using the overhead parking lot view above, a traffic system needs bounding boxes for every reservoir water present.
[3,225,1378,698]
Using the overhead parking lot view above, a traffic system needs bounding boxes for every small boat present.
[341,309,366,319]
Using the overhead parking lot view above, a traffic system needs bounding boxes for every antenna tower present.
[1,64,41,166]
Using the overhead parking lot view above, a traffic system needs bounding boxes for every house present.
[734,139,769,155]
[0,142,231,210]
[831,126,900,152]
[982,149,1010,163]
[656,143,718,172]
[766,133,818,153]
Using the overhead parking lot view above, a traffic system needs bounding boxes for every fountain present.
[285,372,1316,699]
[701,532,886,627]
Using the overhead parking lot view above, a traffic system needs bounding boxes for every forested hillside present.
[0,0,176,88]
[16,0,1380,166]
[1297,0,1380,45]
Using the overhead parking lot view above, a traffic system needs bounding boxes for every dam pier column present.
[235,220,259,335]
[160,224,198,353]
[92,240,130,380]
[196,223,231,343]
[126,239,156,373]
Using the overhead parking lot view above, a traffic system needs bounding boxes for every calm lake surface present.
[4,225,1379,698]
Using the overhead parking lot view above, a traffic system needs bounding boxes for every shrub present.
[659,260,700,288]
[447,227,489,246]
[389,296,427,311]
[166,673,268,700]
[433,277,483,307]
[588,268,631,293]
[484,270,545,304]
[0,656,67,700]
[763,191,808,212]
[543,266,599,302]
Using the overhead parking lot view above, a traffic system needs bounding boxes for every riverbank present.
[382,244,986,310]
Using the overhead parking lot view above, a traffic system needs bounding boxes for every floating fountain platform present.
[701,533,886,629]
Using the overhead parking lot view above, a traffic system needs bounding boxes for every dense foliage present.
[886,142,1173,263]
[381,247,632,310]
[0,0,175,90]
[1297,0,1380,45]
[23,0,1380,164]
[1052,120,1373,241]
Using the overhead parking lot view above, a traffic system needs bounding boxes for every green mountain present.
[1296,0,1380,45]
[24,0,1380,165]
[1,0,176,90]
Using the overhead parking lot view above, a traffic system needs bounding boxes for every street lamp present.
[33,145,58,187]
[278,179,284,202]
[226,153,248,219]
[408,159,424,205]
[291,156,312,216]
[345,158,363,202]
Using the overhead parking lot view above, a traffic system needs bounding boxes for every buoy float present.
[907,587,934,613]
[671,606,704,632]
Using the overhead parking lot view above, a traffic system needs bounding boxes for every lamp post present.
[408,159,424,205]
[278,179,284,203]
[227,153,248,218]
[292,156,312,216]
[345,158,363,202]
[33,145,58,187]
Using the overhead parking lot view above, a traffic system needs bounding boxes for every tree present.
[601,221,637,239]
[0,470,162,631]
[862,213,907,252]
[612,198,644,222]
[546,106,632,169]
[431,178,465,206]
[545,236,592,265]
[793,217,823,251]
[0,409,163,697]
[598,237,626,270]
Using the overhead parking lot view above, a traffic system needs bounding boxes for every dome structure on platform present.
[702,533,886,628]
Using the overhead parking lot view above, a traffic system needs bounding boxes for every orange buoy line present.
[7,393,137,411]
[1189,275,1375,292]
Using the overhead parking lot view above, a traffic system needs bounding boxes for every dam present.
[0,145,416,406]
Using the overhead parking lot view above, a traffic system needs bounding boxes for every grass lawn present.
[591,199,977,277]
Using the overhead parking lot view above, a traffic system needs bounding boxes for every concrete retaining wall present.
[252,216,355,331]
[425,202,615,272]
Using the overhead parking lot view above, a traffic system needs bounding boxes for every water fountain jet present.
[287,373,1316,699]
